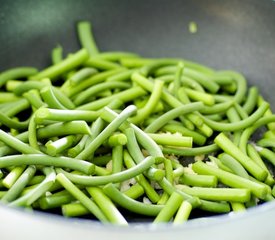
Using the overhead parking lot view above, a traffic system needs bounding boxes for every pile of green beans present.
[0,21,275,225]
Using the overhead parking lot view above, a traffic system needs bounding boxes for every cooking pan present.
[0,0,275,239]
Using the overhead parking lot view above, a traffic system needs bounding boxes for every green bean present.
[192,161,267,199]
[97,51,139,61]
[148,133,192,148]
[176,185,250,203]
[62,68,125,97]
[2,166,26,189]
[0,154,94,175]
[257,138,275,148]
[122,183,145,199]
[158,178,200,207]
[0,67,38,88]
[242,86,259,115]
[86,187,128,225]
[231,202,246,212]
[258,147,275,166]
[258,95,275,130]
[107,133,127,147]
[0,92,20,103]
[37,120,91,139]
[179,173,218,187]
[57,173,108,222]
[130,80,164,125]
[27,175,45,186]
[1,165,36,202]
[103,183,164,216]
[40,86,67,110]
[69,67,98,86]
[106,69,136,82]
[85,58,121,70]
[132,72,207,131]
[200,101,234,115]
[123,150,161,203]
[173,62,184,97]
[153,191,183,223]
[23,89,46,109]
[0,129,40,154]
[112,144,123,176]
[124,128,164,181]
[215,132,268,181]
[200,101,269,132]
[77,21,99,56]
[173,201,192,224]
[199,199,231,213]
[56,155,155,186]
[9,167,56,207]
[239,115,275,154]
[162,143,219,157]
[39,191,74,210]
[34,107,99,124]
[145,102,204,133]
[182,87,215,106]
[226,107,242,145]
[76,105,136,160]
[77,86,146,111]
[1,98,30,117]
[0,111,29,130]
[51,45,63,65]
[234,103,248,119]
[30,49,89,81]
[45,135,78,156]
[246,144,275,186]
[62,201,90,217]
[120,58,154,68]
[13,81,47,96]
[28,115,39,150]
[92,154,112,166]
[218,153,250,179]
[73,81,131,106]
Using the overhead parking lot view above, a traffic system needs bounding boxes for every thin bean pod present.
[30,49,89,81]
[0,67,38,87]
[56,155,155,186]
[56,173,108,222]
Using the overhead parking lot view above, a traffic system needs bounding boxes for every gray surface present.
[0,0,274,103]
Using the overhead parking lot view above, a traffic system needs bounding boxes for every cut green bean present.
[0,154,94,175]
[77,21,99,56]
[173,201,192,224]
[1,165,36,202]
[73,81,131,106]
[30,49,89,81]
[56,155,155,186]
[0,67,38,88]
[77,105,136,160]
[56,173,108,222]
[145,102,204,133]
[153,191,183,223]
[103,183,163,216]
[200,102,269,132]
[2,166,26,189]
[179,173,217,187]
[34,107,99,124]
[9,167,56,207]
[86,187,128,225]
[214,132,268,181]
[192,161,267,199]
[37,120,91,139]
[51,45,63,65]
[176,185,250,202]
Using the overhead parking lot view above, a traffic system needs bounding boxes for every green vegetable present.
[0,20,274,225]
